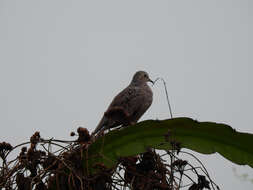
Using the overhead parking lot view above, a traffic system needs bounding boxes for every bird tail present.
[92,116,107,136]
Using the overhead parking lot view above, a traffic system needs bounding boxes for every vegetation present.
[1,117,253,189]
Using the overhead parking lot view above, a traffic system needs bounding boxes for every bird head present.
[131,71,153,85]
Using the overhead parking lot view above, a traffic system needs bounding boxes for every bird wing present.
[107,84,153,124]
[92,85,152,135]
[108,85,144,117]
[92,86,140,135]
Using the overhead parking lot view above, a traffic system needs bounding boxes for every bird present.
[92,71,153,136]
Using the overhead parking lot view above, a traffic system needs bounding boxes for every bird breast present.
[142,84,153,107]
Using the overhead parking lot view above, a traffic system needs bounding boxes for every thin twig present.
[153,77,173,118]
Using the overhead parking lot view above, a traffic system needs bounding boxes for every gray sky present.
[0,0,252,189]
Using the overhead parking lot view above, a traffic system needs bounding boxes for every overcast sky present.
[0,0,252,189]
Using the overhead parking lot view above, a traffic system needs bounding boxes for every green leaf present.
[87,117,253,172]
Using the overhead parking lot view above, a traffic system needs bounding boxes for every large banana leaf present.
[87,117,253,172]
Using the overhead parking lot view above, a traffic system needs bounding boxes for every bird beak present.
[148,78,154,84]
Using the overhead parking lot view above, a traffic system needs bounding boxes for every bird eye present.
[144,74,147,78]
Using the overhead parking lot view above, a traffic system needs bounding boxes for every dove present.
[92,71,153,135]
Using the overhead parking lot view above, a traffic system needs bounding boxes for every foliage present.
[0,117,253,189]
[88,117,253,170]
